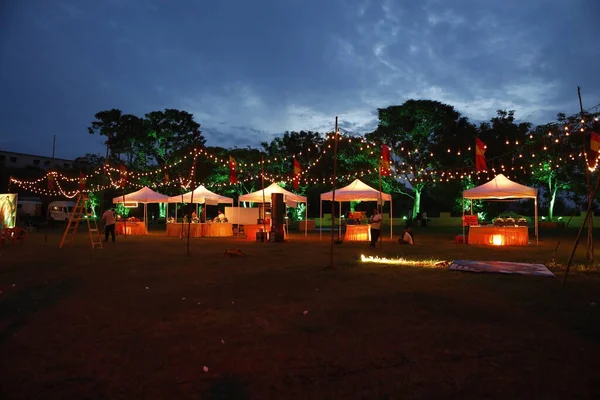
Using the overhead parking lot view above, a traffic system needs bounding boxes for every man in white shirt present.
[369,208,382,249]
[102,208,116,242]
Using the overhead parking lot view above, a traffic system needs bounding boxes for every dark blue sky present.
[1,0,599,159]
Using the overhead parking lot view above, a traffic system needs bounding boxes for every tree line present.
[78,100,600,221]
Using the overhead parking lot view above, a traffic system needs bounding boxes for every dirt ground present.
[1,228,599,399]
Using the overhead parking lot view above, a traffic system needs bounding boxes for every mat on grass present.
[449,260,554,277]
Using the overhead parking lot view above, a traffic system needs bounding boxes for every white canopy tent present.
[462,174,538,245]
[319,179,393,240]
[238,183,308,236]
[167,185,234,223]
[112,186,169,230]
[167,185,234,205]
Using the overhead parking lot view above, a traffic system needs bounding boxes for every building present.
[0,150,78,170]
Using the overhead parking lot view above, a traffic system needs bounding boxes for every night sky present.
[1,0,599,159]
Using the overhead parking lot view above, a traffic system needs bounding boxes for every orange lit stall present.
[345,224,371,241]
[166,223,203,237]
[468,226,529,246]
[116,220,148,236]
[462,174,538,247]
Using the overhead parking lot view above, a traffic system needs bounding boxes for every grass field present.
[1,227,599,399]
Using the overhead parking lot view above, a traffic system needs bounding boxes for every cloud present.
[1,0,599,159]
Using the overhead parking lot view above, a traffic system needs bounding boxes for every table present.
[345,224,371,241]
[166,223,203,237]
[468,226,529,246]
[116,221,148,236]
[166,223,233,237]
[203,223,233,237]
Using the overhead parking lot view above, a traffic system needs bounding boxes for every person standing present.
[369,208,382,249]
[102,208,116,243]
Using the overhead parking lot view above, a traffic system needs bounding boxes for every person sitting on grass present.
[398,227,414,245]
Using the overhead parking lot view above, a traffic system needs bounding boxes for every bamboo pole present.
[578,86,594,263]
[261,155,266,240]
[329,117,339,269]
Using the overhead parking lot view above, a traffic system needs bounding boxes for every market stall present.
[238,182,308,237]
[319,179,393,241]
[112,187,169,234]
[462,174,538,246]
[166,185,234,238]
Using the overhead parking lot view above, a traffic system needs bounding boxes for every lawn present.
[0,227,599,399]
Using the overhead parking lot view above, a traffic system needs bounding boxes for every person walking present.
[369,208,382,249]
[102,208,116,243]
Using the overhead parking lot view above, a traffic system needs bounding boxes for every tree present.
[367,100,477,217]
[144,109,204,166]
[528,121,583,220]
[87,109,147,168]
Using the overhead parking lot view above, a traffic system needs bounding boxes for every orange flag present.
[229,156,238,184]
[293,158,302,190]
[591,131,600,153]
[380,145,391,176]
[475,138,487,172]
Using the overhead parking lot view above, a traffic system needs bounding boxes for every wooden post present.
[329,117,339,269]
[378,161,384,249]
[261,154,266,239]
[577,86,594,264]
[563,170,600,286]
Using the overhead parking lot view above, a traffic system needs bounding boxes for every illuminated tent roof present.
[463,174,537,200]
[238,183,307,205]
[320,179,392,202]
[167,185,233,205]
[112,186,168,203]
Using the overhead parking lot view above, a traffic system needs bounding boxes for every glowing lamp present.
[491,235,504,246]
[123,202,138,208]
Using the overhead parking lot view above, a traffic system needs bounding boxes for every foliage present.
[114,203,131,218]
[367,100,478,216]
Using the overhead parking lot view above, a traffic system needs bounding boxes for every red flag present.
[380,145,391,176]
[119,164,127,188]
[475,138,487,172]
[78,171,86,190]
[164,166,170,183]
[591,131,600,153]
[229,156,238,184]
[293,158,302,190]
[48,173,55,190]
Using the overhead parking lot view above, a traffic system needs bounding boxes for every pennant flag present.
[380,145,391,177]
[475,138,487,172]
[48,173,55,190]
[119,164,127,187]
[293,158,302,190]
[591,131,600,153]
[229,156,238,184]
[164,166,170,183]
[78,171,86,190]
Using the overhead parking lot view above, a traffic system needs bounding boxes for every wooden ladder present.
[59,193,103,249]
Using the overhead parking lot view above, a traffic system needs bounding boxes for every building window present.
[33,159,40,166]
[44,160,50,166]
[10,157,17,163]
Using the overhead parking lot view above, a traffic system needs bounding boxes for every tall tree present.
[144,109,204,166]
[367,100,477,217]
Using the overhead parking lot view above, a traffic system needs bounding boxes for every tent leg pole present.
[305,202,307,237]
[462,198,465,245]
[319,200,322,240]
[390,201,393,240]
[535,197,538,246]
[338,201,342,240]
